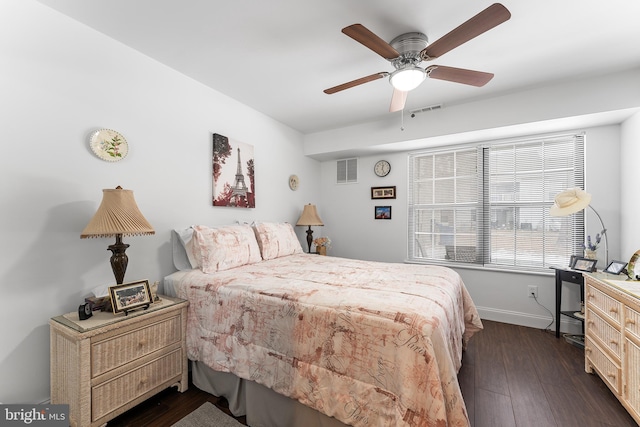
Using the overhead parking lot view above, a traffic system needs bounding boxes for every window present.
[408,134,584,272]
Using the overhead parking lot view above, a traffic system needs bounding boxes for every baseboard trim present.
[476,306,583,334]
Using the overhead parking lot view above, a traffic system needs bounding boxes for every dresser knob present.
[607,372,616,379]
[610,339,618,345]
[140,377,148,385]
[138,338,147,347]
[626,318,636,325]
[610,307,618,314]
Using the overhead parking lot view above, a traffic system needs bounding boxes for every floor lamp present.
[550,187,608,267]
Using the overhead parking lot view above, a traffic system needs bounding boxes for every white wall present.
[621,111,640,260]
[0,0,319,404]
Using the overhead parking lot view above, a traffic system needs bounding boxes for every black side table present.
[553,267,584,337]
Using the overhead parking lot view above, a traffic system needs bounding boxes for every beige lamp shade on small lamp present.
[81,186,154,284]
[296,203,323,253]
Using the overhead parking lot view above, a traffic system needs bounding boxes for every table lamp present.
[296,203,323,253]
[81,186,155,284]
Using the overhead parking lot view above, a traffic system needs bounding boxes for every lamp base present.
[305,226,314,253]
[108,234,129,284]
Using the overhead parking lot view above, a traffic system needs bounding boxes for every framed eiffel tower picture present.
[212,133,255,208]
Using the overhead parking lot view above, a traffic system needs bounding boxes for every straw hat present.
[549,187,591,216]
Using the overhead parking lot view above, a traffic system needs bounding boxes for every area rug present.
[171,402,244,427]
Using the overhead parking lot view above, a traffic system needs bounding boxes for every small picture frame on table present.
[569,255,579,269]
[573,257,597,272]
[108,279,152,315]
[604,260,628,275]
[371,186,396,199]
[374,206,392,219]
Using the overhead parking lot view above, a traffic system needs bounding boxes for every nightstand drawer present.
[587,309,622,358]
[559,269,582,284]
[586,283,621,325]
[91,314,181,377]
[585,336,621,394]
[92,347,183,422]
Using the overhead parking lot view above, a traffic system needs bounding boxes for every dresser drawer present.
[625,306,640,340]
[91,314,181,377]
[585,336,621,395]
[586,309,622,359]
[91,347,183,422]
[586,283,622,325]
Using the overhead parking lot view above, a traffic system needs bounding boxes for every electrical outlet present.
[528,285,538,298]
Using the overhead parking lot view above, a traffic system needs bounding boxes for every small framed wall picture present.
[573,257,597,272]
[374,206,392,220]
[371,186,396,199]
[604,260,628,275]
[108,280,153,314]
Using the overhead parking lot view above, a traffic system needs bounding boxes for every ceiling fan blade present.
[342,24,400,60]
[389,89,408,112]
[324,72,388,94]
[421,3,511,60]
[426,65,494,87]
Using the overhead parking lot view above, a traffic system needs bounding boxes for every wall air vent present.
[337,158,357,184]
[409,104,443,116]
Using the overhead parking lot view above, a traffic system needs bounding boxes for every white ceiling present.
[37,0,640,134]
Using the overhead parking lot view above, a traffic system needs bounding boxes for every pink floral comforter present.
[176,254,482,427]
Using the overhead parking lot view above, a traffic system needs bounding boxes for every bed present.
[165,222,482,427]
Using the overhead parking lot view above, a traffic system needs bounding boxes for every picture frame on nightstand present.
[573,257,597,272]
[108,279,152,315]
[569,255,579,269]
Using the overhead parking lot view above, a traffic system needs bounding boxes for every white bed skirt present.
[191,361,349,427]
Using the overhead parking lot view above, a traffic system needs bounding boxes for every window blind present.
[408,134,585,272]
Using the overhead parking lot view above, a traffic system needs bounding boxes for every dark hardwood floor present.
[109,320,637,427]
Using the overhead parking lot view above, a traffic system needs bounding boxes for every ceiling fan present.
[324,3,511,112]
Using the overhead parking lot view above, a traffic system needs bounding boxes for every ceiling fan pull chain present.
[400,109,405,131]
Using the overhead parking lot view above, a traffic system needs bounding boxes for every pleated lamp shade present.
[81,187,154,238]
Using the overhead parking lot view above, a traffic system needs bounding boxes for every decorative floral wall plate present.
[89,129,128,162]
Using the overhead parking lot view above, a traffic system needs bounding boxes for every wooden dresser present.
[584,273,640,424]
[50,295,188,427]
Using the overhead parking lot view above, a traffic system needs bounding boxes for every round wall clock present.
[89,129,128,162]
[289,174,300,191]
[374,160,391,177]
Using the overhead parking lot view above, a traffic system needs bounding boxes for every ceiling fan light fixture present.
[389,66,426,91]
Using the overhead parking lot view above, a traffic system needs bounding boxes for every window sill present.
[403,258,555,277]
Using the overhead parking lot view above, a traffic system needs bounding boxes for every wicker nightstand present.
[50,295,188,427]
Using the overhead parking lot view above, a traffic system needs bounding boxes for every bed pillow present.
[192,224,262,273]
[171,229,192,271]
[172,227,200,270]
[252,222,303,260]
